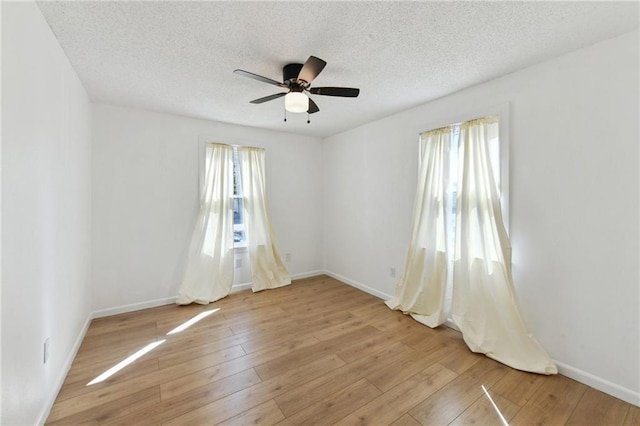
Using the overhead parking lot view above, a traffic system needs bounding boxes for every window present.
[388,114,554,373]
[444,122,501,256]
[419,116,504,325]
[201,143,247,248]
[232,147,246,247]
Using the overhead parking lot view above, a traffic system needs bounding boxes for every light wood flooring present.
[47,275,639,425]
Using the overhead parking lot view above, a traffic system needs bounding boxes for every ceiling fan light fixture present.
[285,92,308,113]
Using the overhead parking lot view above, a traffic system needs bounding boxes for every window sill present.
[234,244,248,252]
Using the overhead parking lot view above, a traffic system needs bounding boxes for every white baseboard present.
[324,269,640,408]
[92,271,327,315]
[554,360,640,407]
[322,270,393,300]
[231,270,327,294]
[231,282,253,293]
[292,270,326,280]
[92,296,178,318]
[37,312,93,425]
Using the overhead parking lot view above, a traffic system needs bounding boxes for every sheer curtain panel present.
[385,128,450,327]
[238,147,291,291]
[176,143,234,305]
[453,118,557,374]
[388,116,556,375]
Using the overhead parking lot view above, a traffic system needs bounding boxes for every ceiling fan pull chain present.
[284,108,287,122]
[307,112,310,124]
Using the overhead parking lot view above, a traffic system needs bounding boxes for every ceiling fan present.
[234,56,359,119]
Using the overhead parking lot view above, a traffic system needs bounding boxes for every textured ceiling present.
[37,1,638,138]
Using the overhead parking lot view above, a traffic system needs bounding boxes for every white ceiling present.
[37,1,638,138]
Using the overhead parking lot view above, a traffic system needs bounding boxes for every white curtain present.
[176,143,234,305]
[385,128,450,327]
[238,147,291,292]
[387,117,556,375]
[453,117,556,374]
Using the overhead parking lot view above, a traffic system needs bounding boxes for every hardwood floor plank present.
[253,326,379,381]
[227,317,328,352]
[437,344,484,375]
[54,357,159,402]
[509,374,587,426]
[490,367,546,407]
[159,345,248,399]
[227,308,291,335]
[399,326,464,358]
[337,321,435,364]
[389,414,422,426]
[48,343,246,422]
[46,386,161,425]
[46,276,639,425]
[391,414,422,426]
[159,334,321,399]
[274,342,414,417]
[276,378,381,425]
[104,369,262,425]
[86,308,157,337]
[449,389,521,426]
[366,343,454,392]
[158,343,245,372]
[334,363,458,425]
[408,356,510,425]
[566,387,630,425]
[624,405,640,425]
[153,320,235,345]
[79,321,159,352]
[155,307,228,335]
[163,354,346,426]
[156,335,248,369]
[217,399,285,426]
[348,299,394,319]
[287,307,358,330]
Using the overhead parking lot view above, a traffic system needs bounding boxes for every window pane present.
[233,197,244,225]
[232,147,242,196]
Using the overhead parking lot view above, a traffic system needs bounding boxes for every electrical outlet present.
[285,253,291,262]
[235,258,242,268]
[390,267,396,278]
[44,338,50,364]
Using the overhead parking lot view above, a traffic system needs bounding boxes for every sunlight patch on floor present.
[87,339,166,386]
[86,308,221,386]
[166,308,220,335]
[481,384,509,426]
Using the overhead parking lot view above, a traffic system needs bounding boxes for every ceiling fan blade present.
[308,87,360,97]
[234,69,287,88]
[308,98,320,114]
[250,92,287,104]
[298,56,327,85]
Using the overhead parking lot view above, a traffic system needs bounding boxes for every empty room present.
[1,1,639,425]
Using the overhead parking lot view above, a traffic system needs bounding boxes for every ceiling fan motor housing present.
[283,63,304,85]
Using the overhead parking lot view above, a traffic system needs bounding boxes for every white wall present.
[323,31,639,404]
[91,104,323,312]
[1,2,93,424]
[1,3,636,421]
